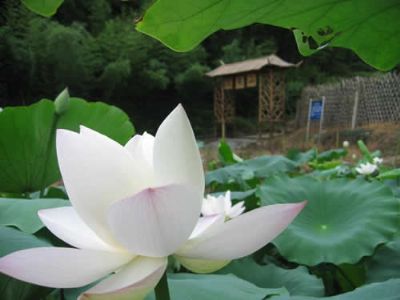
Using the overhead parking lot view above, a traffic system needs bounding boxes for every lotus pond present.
[0,94,399,300]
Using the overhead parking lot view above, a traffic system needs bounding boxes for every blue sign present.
[310,99,323,120]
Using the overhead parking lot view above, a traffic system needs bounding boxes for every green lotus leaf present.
[0,226,50,256]
[217,257,324,297]
[316,149,347,163]
[0,226,52,300]
[357,140,373,162]
[274,279,400,300]
[0,198,70,234]
[286,148,317,165]
[22,0,63,17]
[0,98,134,193]
[218,140,242,166]
[257,176,399,265]
[378,169,400,180]
[206,156,297,185]
[63,273,289,300]
[146,274,288,300]
[366,235,400,284]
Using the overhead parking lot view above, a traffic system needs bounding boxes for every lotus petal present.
[79,256,167,300]
[0,247,131,288]
[108,184,201,257]
[125,132,155,169]
[56,127,150,244]
[228,202,246,219]
[177,202,306,260]
[153,105,204,195]
[175,256,230,274]
[38,207,118,252]
[189,215,224,239]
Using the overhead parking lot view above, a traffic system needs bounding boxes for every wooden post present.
[213,82,225,138]
[269,69,274,137]
[258,73,263,140]
[351,81,360,129]
[221,120,226,139]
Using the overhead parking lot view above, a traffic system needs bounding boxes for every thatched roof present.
[206,54,299,77]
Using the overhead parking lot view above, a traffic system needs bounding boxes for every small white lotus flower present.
[201,191,245,219]
[355,162,378,175]
[0,105,305,299]
[373,157,383,165]
[352,154,357,160]
[343,141,349,148]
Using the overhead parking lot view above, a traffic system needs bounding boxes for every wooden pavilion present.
[206,54,300,138]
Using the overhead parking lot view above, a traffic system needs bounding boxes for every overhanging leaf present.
[217,257,324,297]
[257,176,399,265]
[0,198,70,234]
[137,0,400,70]
[22,0,64,17]
[0,98,134,193]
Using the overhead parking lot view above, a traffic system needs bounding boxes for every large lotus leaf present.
[316,149,347,163]
[137,0,400,71]
[206,156,297,185]
[0,226,52,300]
[286,149,317,166]
[365,235,400,284]
[378,169,400,180]
[21,0,63,17]
[257,176,399,265]
[0,98,134,193]
[274,279,400,300]
[64,273,288,300]
[145,273,288,300]
[0,198,70,234]
[56,98,133,143]
[217,257,324,297]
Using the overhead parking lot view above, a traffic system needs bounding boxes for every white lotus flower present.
[0,105,305,299]
[201,191,245,219]
[373,157,383,165]
[342,141,349,148]
[355,162,378,175]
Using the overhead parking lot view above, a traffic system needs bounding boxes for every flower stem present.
[155,272,171,300]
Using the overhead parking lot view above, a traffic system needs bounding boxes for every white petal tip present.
[171,104,186,116]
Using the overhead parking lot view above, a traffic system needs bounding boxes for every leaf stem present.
[155,272,170,300]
